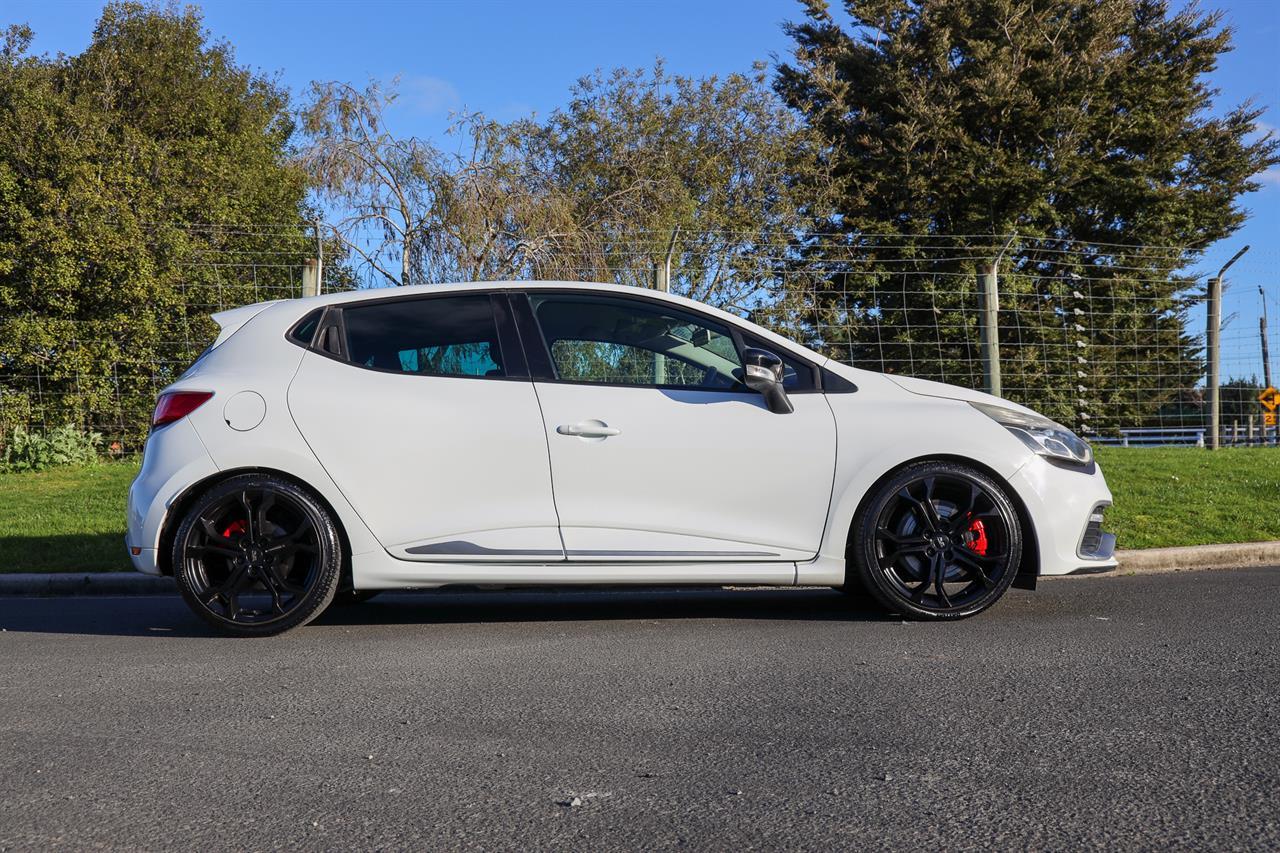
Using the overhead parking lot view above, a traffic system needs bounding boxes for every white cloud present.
[403,75,460,116]
[1259,167,1280,188]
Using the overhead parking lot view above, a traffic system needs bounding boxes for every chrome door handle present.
[557,422,621,438]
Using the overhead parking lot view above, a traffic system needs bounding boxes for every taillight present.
[152,391,214,428]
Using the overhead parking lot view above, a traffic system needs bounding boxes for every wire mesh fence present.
[1,223,1275,453]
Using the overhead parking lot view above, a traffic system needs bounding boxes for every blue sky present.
[7,0,1280,367]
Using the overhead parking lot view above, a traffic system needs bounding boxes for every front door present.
[288,292,563,561]
[519,291,837,562]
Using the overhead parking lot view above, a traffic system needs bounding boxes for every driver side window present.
[529,294,744,390]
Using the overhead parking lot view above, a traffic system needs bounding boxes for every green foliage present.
[301,64,835,308]
[0,5,314,449]
[776,0,1279,431]
[0,460,138,572]
[1,425,101,473]
[521,62,838,307]
[1094,446,1280,549]
[1156,376,1272,428]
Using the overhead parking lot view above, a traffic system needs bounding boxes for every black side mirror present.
[742,347,794,414]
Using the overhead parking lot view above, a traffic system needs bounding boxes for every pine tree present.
[776,0,1278,431]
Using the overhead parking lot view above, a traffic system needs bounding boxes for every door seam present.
[527,380,569,558]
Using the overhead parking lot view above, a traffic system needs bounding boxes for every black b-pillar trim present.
[506,291,557,381]
[490,292,529,379]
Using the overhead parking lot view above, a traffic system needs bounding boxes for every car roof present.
[295,280,703,311]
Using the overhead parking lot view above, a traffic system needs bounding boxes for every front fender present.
[800,376,1037,584]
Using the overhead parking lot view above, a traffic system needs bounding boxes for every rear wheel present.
[850,461,1023,620]
[172,475,342,636]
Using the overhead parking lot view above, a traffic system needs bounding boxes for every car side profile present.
[127,281,1116,635]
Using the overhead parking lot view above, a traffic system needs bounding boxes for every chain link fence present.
[2,225,1275,453]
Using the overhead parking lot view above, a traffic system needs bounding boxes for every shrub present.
[1,425,102,473]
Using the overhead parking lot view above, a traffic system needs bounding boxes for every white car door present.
[516,291,837,562]
[288,292,563,561]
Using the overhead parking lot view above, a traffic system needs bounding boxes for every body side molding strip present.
[405,540,779,558]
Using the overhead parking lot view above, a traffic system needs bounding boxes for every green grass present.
[1,448,1278,572]
[1094,446,1280,550]
[0,461,140,573]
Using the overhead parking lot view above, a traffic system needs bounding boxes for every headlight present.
[969,402,1093,466]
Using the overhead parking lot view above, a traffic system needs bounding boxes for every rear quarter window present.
[341,295,506,378]
[288,308,325,346]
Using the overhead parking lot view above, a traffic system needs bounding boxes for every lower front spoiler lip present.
[1067,563,1117,576]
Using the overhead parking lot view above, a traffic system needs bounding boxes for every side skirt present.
[350,550,798,589]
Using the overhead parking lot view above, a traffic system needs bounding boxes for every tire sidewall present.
[172,474,343,636]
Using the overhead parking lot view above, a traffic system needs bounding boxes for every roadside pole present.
[1261,286,1273,445]
[301,222,324,298]
[1207,275,1222,449]
[315,219,324,296]
[301,259,320,298]
[1207,245,1251,450]
[977,235,1016,399]
[652,227,679,293]
[1260,289,1272,391]
[652,228,679,384]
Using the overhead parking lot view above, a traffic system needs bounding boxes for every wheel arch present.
[156,467,353,580]
[843,453,1039,590]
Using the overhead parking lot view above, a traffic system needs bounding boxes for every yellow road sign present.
[1266,412,1277,427]
[1259,386,1280,412]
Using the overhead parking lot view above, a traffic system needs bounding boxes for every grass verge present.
[0,448,1277,572]
[1093,446,1280,550]
[0,462,140,573]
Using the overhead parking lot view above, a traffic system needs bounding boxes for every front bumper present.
[1008,456,1118,576]
[125,418,219,575]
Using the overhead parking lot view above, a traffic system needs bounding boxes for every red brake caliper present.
[222,519,248,539]
[966,519,989,556]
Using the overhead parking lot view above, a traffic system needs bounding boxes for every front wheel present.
[850,461,1023,620]
[172,474,343,636]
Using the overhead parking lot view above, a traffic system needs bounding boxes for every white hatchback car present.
[127,281,1116,635]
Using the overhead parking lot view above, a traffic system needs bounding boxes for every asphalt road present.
[1,568,1277,851]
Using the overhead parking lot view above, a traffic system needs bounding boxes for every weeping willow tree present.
[299,63,838,311]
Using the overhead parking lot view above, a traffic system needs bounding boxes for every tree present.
[776,0,1279,430]
[0,4,314,447]
[527,62,836,310]
[300,81,589,287]
[300,64,836,309]
[300,80,442,286]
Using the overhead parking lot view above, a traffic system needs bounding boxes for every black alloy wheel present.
[850,461,1023,620]
[172,474,342,636]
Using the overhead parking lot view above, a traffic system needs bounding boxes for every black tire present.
[849,461,1023,620]
[172,474,343,636]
